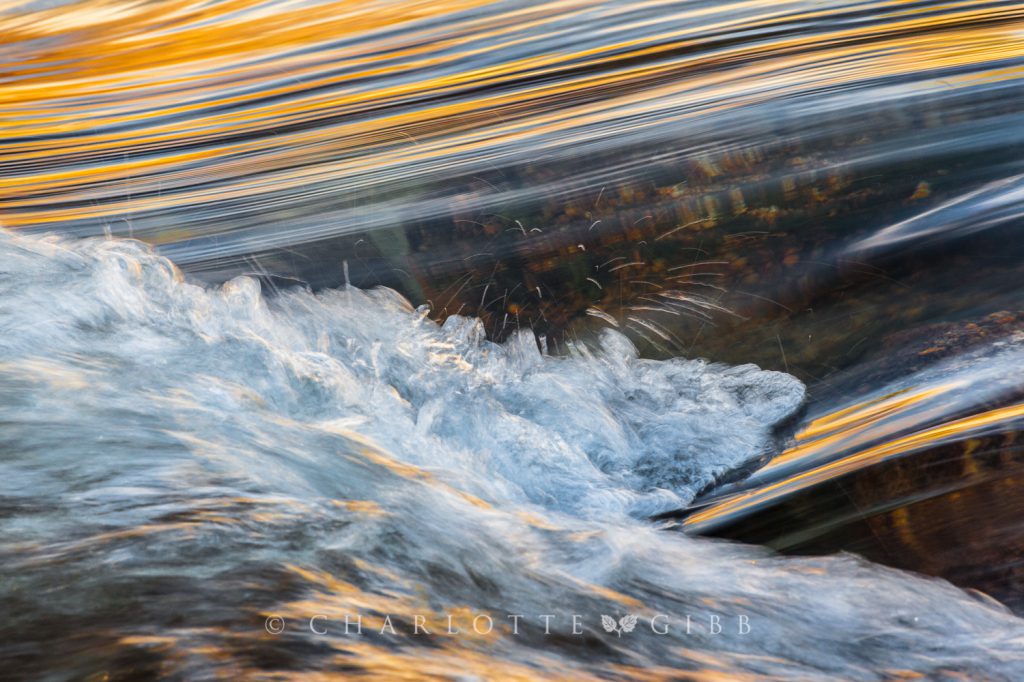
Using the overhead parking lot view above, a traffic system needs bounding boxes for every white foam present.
[0,230,804,519]
[2,230,1022,679]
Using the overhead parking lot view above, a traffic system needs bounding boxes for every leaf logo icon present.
[601,614,636,637]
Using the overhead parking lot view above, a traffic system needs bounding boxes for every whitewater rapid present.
[3,229,1024,680]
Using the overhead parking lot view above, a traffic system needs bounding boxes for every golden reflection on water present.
[4,3,1024,677]
[2,0,1022,255]
[684,398,1024,531]
[757,382,964,475]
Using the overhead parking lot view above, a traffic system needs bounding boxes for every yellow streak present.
[686,402,1024,527]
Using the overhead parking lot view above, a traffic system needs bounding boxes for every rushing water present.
[5,1,1024,283]
[3,0,1024,679]
[2,229,1024,680]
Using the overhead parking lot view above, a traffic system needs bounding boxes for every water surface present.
[3,0,1024,678]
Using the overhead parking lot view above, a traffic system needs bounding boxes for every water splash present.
[0,228,803,517]
[3,230,1024,679]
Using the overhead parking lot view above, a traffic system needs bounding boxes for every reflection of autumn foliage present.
[239,97,1023,386]
[408,154,840,335]
[396,140,941,354]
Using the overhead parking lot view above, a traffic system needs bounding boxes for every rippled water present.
[3,0,1024,679]
[5,1,1023,276]
[4,0,1024,350]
